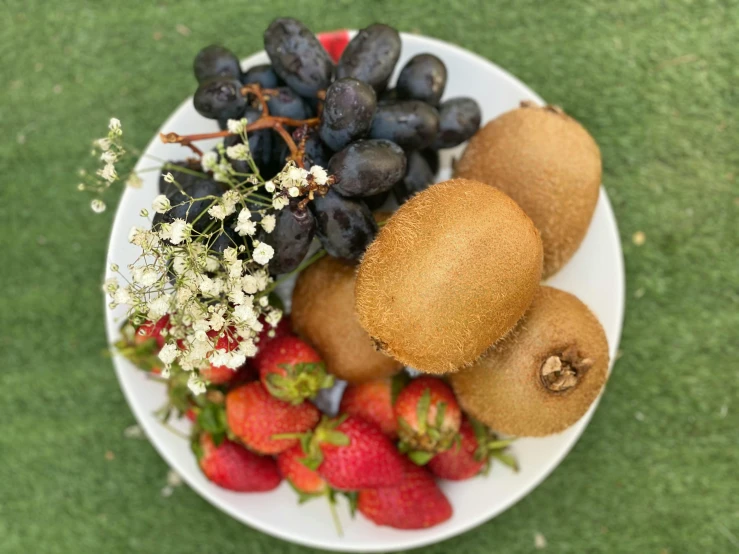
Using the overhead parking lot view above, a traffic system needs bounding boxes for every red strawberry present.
[300,416,405,490]
[317,30,351,63]
[358,458,453,530]
[340,375,408,439]
[278,444,329,496]
[201,363,236,385]
[135,315,170,349]
[394,376,461,464]
[226,382,320,455]
[196,433,281,492]
[208,326,241,352]
[256,336,334,404]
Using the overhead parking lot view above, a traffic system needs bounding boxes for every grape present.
[336,24,401,92]
[319,78,377,151]
[222,107,274,173]
[328,139,406,197]
[194,78,246,121]
[263,18,333,98]
[378,87,398,104]
[193,45,241,83]
[393,150,435,203]
[207,221,243,254]
[310,189,377,261]
[266,87,310,120]
[241,64,281,88]
[396,54,447,106]
[302,131,332,169]
[420,148,440,175]
[364,190,391,211]
[369,101,440,150]
[432,97,482,149]
[153,178,226,234]
[257,202,316,274]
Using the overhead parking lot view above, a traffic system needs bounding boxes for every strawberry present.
[201,363,236,385]
[317,30,351,63]
[278,443,329,497]
[394,376,461,464]
[208,326,241,352]
[256,336,334,404]
[134,315,170,349]
[226,382,320,455]
[296,415,405,490]
[428,417,517,480]
[358,457,453,530]
[256,314,292,348]
[339,374,409,439]
[195,433,281,492]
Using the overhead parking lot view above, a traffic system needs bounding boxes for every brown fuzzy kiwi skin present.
[355,178,543,375]
[455,102,602,279]
[291,255,403,384]
[450,286,610,437]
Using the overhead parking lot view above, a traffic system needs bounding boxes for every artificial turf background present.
[1,1,737,553]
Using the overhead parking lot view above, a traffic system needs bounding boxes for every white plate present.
[105,31,624,553]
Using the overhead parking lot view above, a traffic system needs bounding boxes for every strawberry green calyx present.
[264,361,335,405]
[115,322,162,373]
[469,418,518,474]
[398,388,459,460]
[273,415,350,471]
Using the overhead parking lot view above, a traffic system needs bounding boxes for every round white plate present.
[105,31,624,553]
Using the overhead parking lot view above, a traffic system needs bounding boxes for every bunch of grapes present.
[170,18,481,275]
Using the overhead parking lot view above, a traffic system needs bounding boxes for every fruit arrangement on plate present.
[90,17,614,538]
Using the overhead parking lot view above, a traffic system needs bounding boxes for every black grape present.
[378,87,398,104]
[207,221,244,255]
[364,190,391,211]
[420,148,440,176]
[336,24,401,93]
[393,150,435,204]
[329,139,406,197]
[257,202,316,274]
[310,189,377,261]
[369,101,440,150]
[396,54,447,106]
[152,178,226,234]
[319,78,377,151]
[302,131,332,169]
[241,64,281,88]
[194,78,246,121]
[433,97,482,149]
[266,87,310,120]
[193,45,241,83]
[263,18,333,98]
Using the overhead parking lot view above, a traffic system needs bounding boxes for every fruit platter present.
[96,19,624,552]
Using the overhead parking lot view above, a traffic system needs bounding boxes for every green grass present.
[1,1,737,553]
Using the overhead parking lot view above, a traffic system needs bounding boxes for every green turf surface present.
[1,1,737,553]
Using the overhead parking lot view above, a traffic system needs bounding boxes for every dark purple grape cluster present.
[174,18,481,275]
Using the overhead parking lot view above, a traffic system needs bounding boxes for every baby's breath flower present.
[226,143,250,161]
[238,339,258,357]
[98,164,117,183]
[147,295,171,320]
[101,151,117,164]
[273,196,289,210]
[223,247,239,264]
[265,308,283,328]
[112,286,133,306]
[77,183,86,191]
[91,199,106,213]
[152,194,171,214]
[168,219,189,245]
[201,151,218,172]
[96,138,112,151]
[109,118,122,135]
[139,208,149,217]
[103,278,119,294]
[310,165,329,185]
[126,174,143,189]
[252,242,274,265]
[264,181,276,193]
[241,274,258,294]
[109,263,119,272]
[213,162,233,183]
[254,270,271,291]
[235,209,257,236]
[260,214,276,233]
[208,203,228,221]
[163,172,175,184]
[227,118,248,135]
[288,186,300,198]
[258,296,269,307]
[158,343,179,365]
[132,267,159,287]
[187,373,206,395]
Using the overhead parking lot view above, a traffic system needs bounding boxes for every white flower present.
[108,117,122,134]
[264,181,275,193]
[126,174,143,189]
[113,286,133,306]
[241,275,258,294]
[228,289,246,305]
[208,311,225,332]
[208,203,228,220]
[235,217,256,237]
[103,278,119,294]
[265,308,283,328]
[152,195,171,214]
[133,267,159,287]
[201,151,218,172]
[147,295,171,320]
[101,151,117,164]
[254,270,271,291]
[233,303,258,326]
[213,162,233,183]
[96,138,111,151]
[228,260,243,279]
[91,199,106,213]
[172,255,188,275]
[252,242,274,265]
[168,219,189,245]
[288,186,300,197]
[238,339,258,357]
[285,165,308,185]
[260,214,276,233]
[187,373,206,395]
[99,163,117,183]
[258,295,269,307]
[163,172,175,184]
[226,143,250,161]
[198,275,218,297]
[227,118,248,135]
[204,255,220,273]
[309,165,329,185]
[223,247,239,264]
[158,343,179,365]
[272,196,289,210]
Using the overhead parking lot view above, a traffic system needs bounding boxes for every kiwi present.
[450,286,609,436]
[455,102,601,278]
[291,255,403,383]
[355,178,543,374]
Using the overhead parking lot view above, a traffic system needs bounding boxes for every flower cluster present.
[266,163,331,210]
[78,118,129,213]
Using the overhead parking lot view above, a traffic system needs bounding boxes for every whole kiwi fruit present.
[292,255,403,384]
[455,102,601,278]
[450,286,610,436]
[355,178,543,374]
